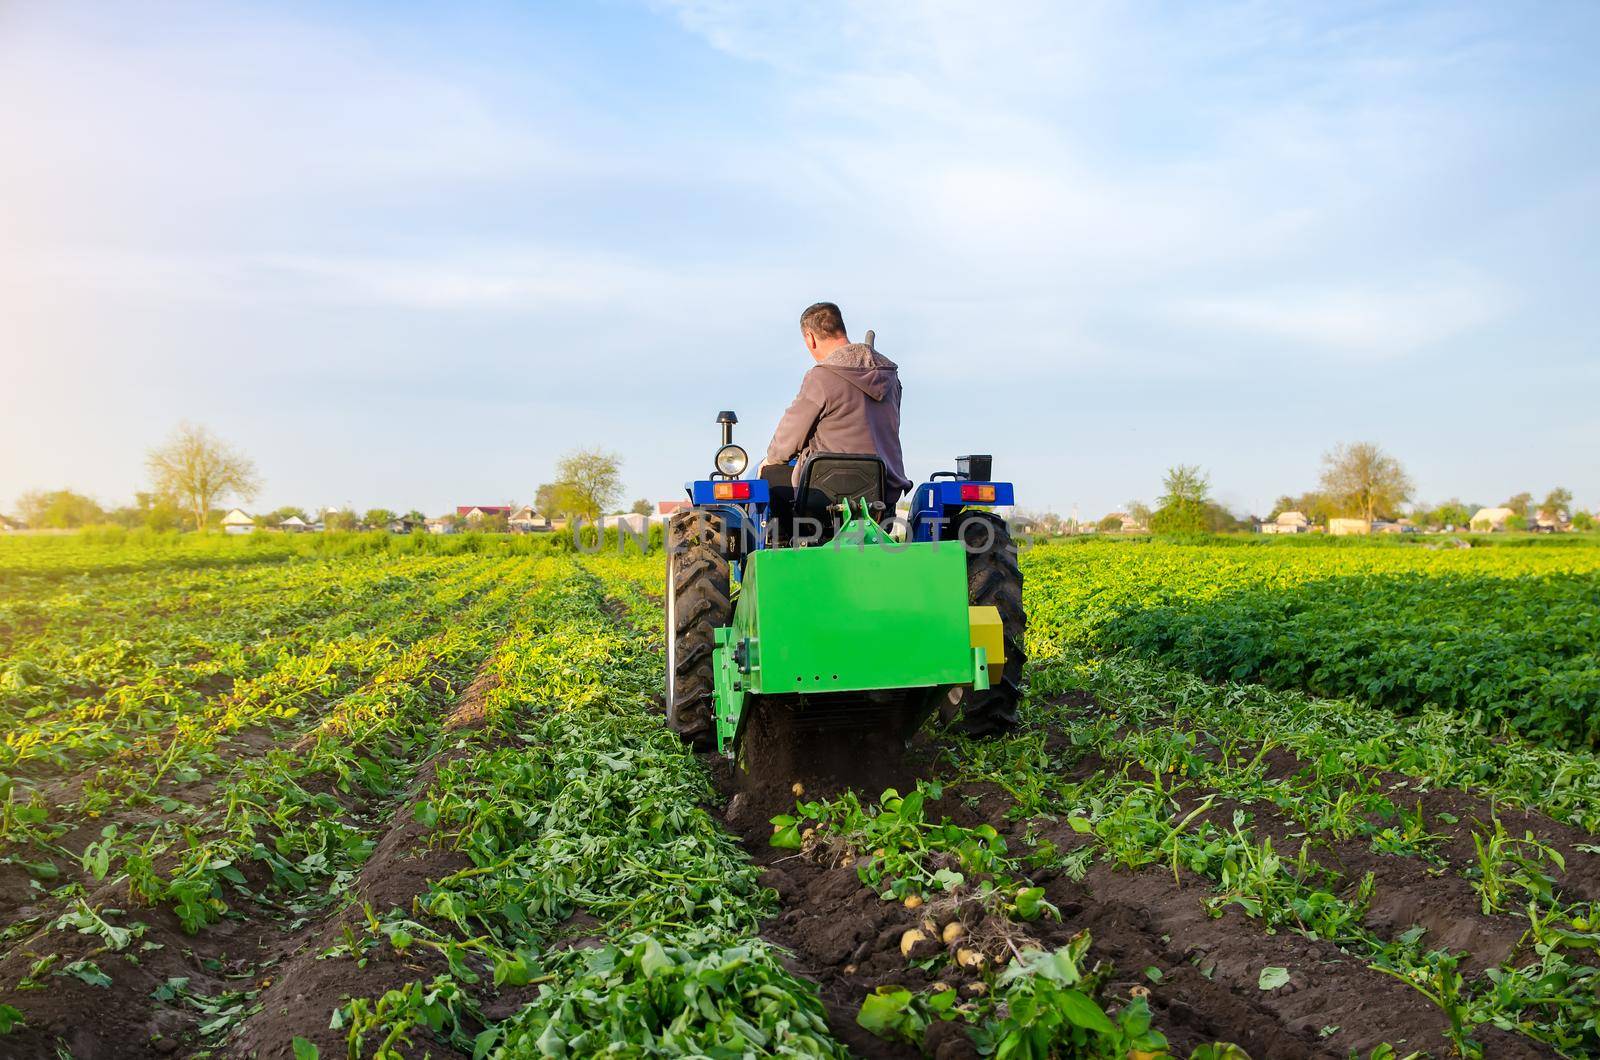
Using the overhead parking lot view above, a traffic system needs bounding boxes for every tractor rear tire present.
[945,510,1025,737]
[665,510,732,751]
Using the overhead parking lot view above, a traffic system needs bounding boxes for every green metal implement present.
[711,501,989,755]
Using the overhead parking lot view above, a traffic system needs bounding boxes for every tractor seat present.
[763,453,889,545]
[796,453,888,512]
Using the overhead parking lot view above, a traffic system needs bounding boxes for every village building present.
[1098,511,1149,534]
[1535,508,1570,532]
[457,505,512,523]
[1470,507,1516,532]
[1259,510,1310,535]
[1328,517,1371,536]
[278,515,308,532]
[508,506,550,533]
[425,517,456,535]
[221,508,256,535]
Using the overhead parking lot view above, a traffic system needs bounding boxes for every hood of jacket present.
[819,343,899,401]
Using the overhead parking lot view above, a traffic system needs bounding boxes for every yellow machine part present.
[968,606,1006,684]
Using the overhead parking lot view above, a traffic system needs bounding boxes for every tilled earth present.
[3,672,1590,1059]
[717,697,1572,1059]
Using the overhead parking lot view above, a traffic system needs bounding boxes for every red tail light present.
[960,484,996,502]
[713,481,751,500]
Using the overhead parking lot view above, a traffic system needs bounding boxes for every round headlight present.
[715,444,749,477]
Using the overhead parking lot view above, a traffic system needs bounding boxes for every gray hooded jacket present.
[764,343,912,494]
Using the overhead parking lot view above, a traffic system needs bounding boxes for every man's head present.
[799,302,850,361]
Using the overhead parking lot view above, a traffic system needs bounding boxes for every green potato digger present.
[664,411,1025,764]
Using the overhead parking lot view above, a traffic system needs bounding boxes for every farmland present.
[1,534,1599,1058]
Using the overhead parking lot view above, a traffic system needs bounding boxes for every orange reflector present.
[959,484,997,502]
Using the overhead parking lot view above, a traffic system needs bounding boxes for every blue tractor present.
[664,392,1026,762]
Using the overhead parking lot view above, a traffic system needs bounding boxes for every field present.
[1,533,1599,1059]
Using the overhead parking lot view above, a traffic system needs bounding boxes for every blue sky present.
[2,1,1596,519]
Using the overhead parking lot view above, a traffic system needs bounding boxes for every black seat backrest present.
[796,453,887,509]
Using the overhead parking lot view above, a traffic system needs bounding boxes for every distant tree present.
[1540,487,1573,524]
[1269,491,1336,525]
[15,489,105,529]
[549,449,624,522]
[1319,442,1413,522]
[1034,511,1064,534]
[1503,492,1534,519]
[1572,510,1596,532]
[630,498,652,517]
[403,509,427,525]
[1097,514,1124,533]
[107,491,184,531]
[324,508,359,532]
[1506,513,1529,531]
[273,506,310,523]
[478,513,510,533]
[1150,465,1211,533]
[364,508,398,529]
[1125,501,1153,529]
[1204,502,1247,532]
[535,483,562,520]
[146,423,260,532]
[1267,495,1298,520]
[1425,498,1473,529]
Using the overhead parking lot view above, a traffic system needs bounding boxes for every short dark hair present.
[799,302,847,339]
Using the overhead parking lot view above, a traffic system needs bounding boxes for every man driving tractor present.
[760,302,913,512]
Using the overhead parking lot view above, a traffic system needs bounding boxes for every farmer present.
[760,302,912,514]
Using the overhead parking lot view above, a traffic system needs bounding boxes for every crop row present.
[1010,657,1600,1054]
[1,556,471,769]
[0,557,548,1053]
[1023,541,1600,747]
[298,557,847,1058]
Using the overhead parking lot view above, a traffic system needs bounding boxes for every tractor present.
[664,387,1025,767]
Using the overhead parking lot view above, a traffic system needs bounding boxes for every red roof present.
[457,505,512,517]
[657,500,690,515]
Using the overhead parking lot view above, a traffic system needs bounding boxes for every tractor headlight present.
[715,444,749,477]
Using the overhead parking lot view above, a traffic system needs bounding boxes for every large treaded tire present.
[665,511,732,751]
[945,510,1025,736]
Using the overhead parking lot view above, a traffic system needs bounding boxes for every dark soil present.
[0,651,502,1060]
[718,702,1561,1060]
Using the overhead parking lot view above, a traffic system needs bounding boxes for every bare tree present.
[146,423,261,532]
[1318,442,1412,523]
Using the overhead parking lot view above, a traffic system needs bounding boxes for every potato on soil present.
[941,921,965,944]
[900,929,938,960]
[903,895,923,910]
[955,947,986,970]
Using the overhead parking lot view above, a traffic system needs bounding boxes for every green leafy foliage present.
[481,934,845,1058]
